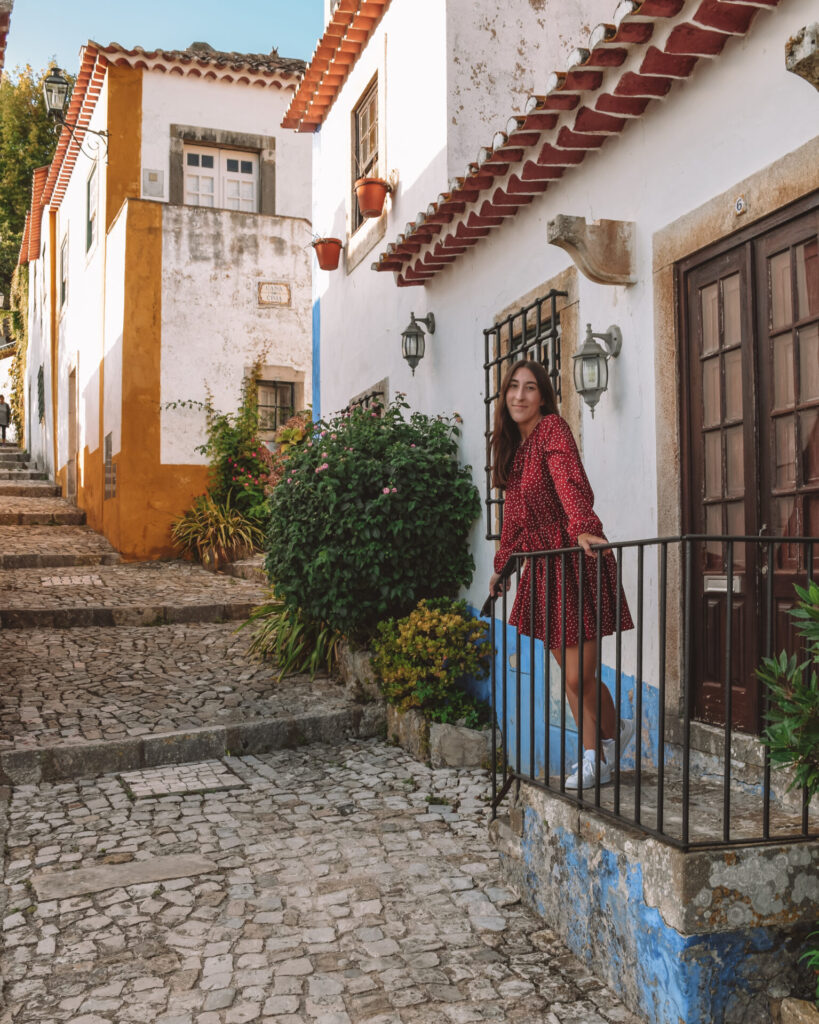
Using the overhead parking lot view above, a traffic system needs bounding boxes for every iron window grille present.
[104,432,117,499]
[484,289,566,540]
[37,365,45,423]
[352,78,378,233]
[347,379,387,415]
[257,380,295,434]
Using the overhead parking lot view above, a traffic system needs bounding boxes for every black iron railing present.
[489,534,817,850]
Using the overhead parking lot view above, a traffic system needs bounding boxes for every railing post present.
[682,538,692,848]
[723,540,734,844]
[544,552,551,787]
[490,608,497,819]
[577,547,585,801]
[657,542,667,836]
[635,545,644,827]
[595,552,603,806]
[529,556,536,781]
[560,551,567,791]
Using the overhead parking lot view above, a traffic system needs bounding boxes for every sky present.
[3,0,325,76]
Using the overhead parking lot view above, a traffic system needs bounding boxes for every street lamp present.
[401,312,435,375]
[573,323,622,417]
[42,68,109,156]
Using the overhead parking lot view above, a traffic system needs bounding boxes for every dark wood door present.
[682,194,819,734]
[755,210,819,660]
[685,247,759,731]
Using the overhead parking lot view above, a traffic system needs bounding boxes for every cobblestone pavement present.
[0,563,266,627]
[0,526,119,568]
[0,624,352,751]
[1,740,641,1024]
[0,496,84,525]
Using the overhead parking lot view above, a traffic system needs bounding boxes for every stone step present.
[0,452,29,464]
[0,481,61,497]
[0,561,266,628]
[0,469,47,480]
[0,496,85,525]
[0,620,385,783]
[0,526,121,569]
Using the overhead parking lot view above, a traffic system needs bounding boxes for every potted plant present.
[311,236,343,271]
[354,175,392,219]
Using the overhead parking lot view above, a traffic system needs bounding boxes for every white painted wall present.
[445,0,612,177]
[311,0,819,684]
[103,203,127,457]
[140,71,313,221]
[23,203,57,474]
[160,205,312,464]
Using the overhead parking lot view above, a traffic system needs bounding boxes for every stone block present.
[386,705,429,764]
[429,722,494,769]
[782,999,819,1024]
[45,739,144,781]
[337,642,382,702]
[357,701,387,739]
[224,719,295,756]
[0,747,43,785]
[143,728,227,767]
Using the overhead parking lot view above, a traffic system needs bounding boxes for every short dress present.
[493,414,634,649]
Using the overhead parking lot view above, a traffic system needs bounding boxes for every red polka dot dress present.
[493,414,634,648]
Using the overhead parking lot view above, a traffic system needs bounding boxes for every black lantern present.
[43,68,71,120]
[573,323,622,417]
[401,312,435,375]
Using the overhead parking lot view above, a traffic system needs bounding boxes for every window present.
[352,78,378,232]
[348,378,388,414]
[183,145,259,212]
[86,163,98,252]
[59,236,68,307]
[257,380,295,434]
[37,365,45,423]
[104,433,117,499]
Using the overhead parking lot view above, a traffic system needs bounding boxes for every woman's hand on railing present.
[489,571,512,597]
[577,533,610,557]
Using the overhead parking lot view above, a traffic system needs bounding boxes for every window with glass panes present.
[257,380,295,434]
[183,145,259,212]
[353,79,378,231]
[86,163,98,251]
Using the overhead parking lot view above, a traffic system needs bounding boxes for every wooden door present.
[684,247,759,732]
[755,209,819,657]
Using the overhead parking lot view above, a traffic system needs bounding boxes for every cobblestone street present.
[2,742,640,1024]
[0,450,642,1023]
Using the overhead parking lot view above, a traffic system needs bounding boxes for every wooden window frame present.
[352,76,379,234]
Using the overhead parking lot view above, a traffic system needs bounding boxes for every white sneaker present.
[602,717,636,768]
[565,750,611,790]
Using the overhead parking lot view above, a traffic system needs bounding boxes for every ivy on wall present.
[6,265,28,445]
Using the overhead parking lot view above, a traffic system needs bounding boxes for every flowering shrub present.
[265,397,481,640]
[372,598,491,725]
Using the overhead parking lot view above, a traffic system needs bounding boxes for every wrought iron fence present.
[489,534,818,850]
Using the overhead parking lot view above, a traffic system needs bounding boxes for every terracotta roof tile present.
[372,0,782,286]
[93,40,304,82]
[18,166,48,266]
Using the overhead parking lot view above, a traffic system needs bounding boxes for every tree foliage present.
[0,65,65,300]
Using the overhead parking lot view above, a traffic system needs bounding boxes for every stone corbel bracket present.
[786,23,819,91]
[547,215,637,287]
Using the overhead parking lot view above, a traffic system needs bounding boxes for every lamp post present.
[401,313,435,375]
[42,68,109,156]
[573,323,622,417]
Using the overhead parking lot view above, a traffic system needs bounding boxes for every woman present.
[489,359,634,789]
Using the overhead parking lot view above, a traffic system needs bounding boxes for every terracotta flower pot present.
[312,237,343,271]
[354,177,392,219]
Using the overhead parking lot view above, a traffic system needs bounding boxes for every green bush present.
[757,580,819,799]
[372,598,491,725]
[241,590,341,680]
[265,397,481,641]
[170,492,264,569]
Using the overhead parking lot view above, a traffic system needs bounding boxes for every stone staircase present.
[0,445,384,785]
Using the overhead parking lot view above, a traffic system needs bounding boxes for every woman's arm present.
[540,416,604,546]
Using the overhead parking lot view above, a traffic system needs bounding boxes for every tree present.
[0,66,64,301]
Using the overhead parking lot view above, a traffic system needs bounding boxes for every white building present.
[20,40,313,558]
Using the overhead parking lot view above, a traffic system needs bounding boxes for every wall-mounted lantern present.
[573,323,622,417]
[43,68,109,157]
[401,312,435,375]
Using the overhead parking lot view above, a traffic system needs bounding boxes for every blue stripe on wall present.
[312,299,321,423]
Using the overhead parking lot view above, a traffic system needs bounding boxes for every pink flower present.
[410,444,416,448]
[391,487,397,493]
[287,477,292,483]
[322,452,327,457]
[320,430,327,437]
[382,487,390,494]
[244,482,249,488]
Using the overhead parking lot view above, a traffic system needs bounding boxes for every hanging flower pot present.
[311,237,343,271]
[354,177,392,219]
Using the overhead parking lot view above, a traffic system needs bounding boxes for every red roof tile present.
[18,166,48,266]
[371,0,782,286]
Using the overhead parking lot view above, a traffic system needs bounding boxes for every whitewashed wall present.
[53,78,109,479]
[159,205,312,464]
[23,205,52,471]
[103,203,127,458]
[140,72,312,221]
[445,0,612,177]
[312,0,819,684]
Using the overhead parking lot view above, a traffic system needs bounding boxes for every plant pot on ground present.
[311,237,343,271]
[354,177,392,219]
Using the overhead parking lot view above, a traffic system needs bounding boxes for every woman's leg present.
[552,641,616,752]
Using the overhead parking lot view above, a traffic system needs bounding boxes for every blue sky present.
[4,0,325,75]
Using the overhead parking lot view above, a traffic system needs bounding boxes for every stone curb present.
[0,471,47,481]
[0,552,120,570]
[0,484,61,497]
[0,704,387,785]
[0,511,85,526]
[0,601,258,629]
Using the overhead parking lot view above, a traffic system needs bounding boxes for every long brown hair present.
[491,359,558,489]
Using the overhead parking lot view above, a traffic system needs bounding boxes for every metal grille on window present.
[483,289,565,539]
[257,381,295,433]
[104,432,116,499]
[353,79,378,232]
[347,384,386,415]
[37,365,45,423]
